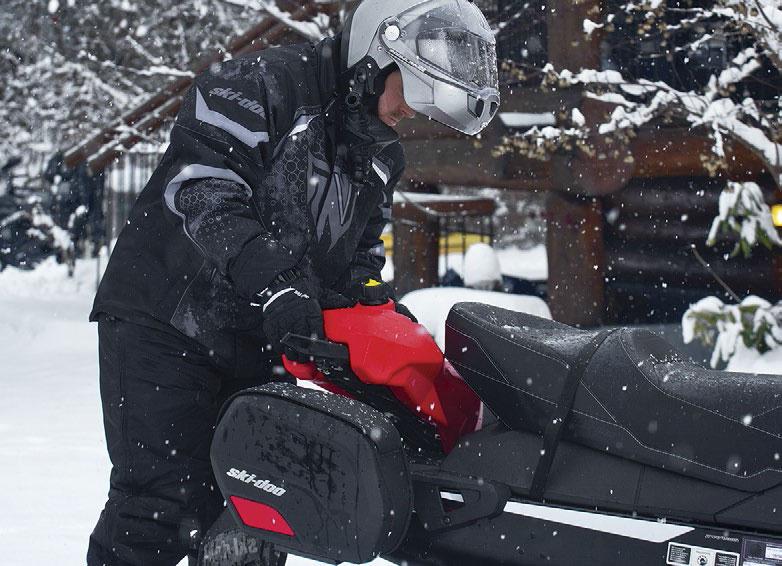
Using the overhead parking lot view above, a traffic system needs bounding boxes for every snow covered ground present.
[0,257,778,565]
[728,343,782,374]
[0,259,107,565]
[0,259,391,566]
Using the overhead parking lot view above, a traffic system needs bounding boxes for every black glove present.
[255,271,323,362]
[344,277,418,323]
[319,288,357,310]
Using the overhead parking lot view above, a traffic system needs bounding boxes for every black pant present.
[87,317,272,566]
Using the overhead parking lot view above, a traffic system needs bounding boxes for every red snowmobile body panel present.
[283,301,481,452]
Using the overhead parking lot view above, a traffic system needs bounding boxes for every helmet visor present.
[416,29,498,90]
[394,0,498,91]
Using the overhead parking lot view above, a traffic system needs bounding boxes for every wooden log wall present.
[603,177,780,323]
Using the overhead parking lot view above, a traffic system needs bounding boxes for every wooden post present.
[393,216,440,298]
[546,0,603,71]
[545,0,607,326]
[546,192,606,326]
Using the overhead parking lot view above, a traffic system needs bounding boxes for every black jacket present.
[91,38,404,374]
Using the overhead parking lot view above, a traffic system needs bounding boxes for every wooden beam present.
[401,115,557,191]
[87,97,183,173]
[498,86,582,115]
[631,128,769,181]
[400,124,773,192]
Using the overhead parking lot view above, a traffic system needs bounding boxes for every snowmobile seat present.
[445,303,782,493]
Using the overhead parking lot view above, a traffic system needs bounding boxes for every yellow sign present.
[380,232,490,256]
[772,204,782,228]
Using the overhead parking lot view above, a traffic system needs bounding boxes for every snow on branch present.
[497,7,782,187]
[707,181,782,257]
[128,66,196,78]
[0,0,271,160]
[220,0,330,41]
[683,295,782,368]
[583,18,604,37]
[256,0,330,40]
[716,0,782,70]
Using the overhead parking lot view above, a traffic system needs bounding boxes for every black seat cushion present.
[445,302,782,492]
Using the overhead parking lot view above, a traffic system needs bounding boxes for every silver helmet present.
[343,0,500,136]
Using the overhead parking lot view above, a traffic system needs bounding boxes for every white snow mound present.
[401,287,551,349]
[463,243,502,289]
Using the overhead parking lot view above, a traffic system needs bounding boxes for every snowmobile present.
[201,293,782,566]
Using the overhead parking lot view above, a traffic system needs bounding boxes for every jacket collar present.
[315,34,341,107]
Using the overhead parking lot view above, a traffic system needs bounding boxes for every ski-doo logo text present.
[209,88,266,118]
[226,468,286,497]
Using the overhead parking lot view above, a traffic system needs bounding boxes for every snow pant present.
[87,316,275,566]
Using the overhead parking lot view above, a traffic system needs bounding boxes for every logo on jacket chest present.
[307,154,358,251]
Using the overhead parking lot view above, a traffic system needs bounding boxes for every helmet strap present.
[339,58,382,184]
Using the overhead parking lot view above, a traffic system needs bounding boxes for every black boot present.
[196,509,287,566]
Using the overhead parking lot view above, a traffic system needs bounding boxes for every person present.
[87,0,499,564]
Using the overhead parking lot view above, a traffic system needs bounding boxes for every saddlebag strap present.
[529,329,616,500]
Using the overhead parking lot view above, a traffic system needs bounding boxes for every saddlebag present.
[211,382,413,564]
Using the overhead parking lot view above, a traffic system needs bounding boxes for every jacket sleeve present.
[161,62,299,299]
[338,151,404,287]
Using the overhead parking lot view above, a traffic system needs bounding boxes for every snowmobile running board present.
[396,489,782,566]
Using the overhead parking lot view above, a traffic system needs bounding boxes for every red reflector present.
[230,495,295,536]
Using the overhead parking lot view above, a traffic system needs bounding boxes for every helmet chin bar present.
[397,64,500,136]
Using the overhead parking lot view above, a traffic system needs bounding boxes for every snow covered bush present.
[684,179,782,367]
[707,181,782,257]
[686,181,781,366]
[683,295,782,368]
